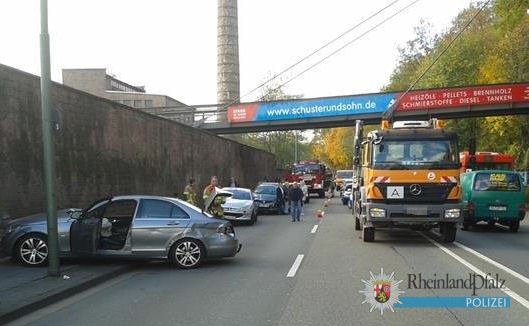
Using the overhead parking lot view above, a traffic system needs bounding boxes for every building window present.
[123,100,132,106]
[145,100,153,108]
[134,100,143,108]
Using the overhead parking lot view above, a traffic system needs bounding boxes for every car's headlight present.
[444,209,461,218]
[370,208,386,218]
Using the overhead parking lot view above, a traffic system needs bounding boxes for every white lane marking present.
[311,225,319,234]
[286,254,304,278]
[7,271,138,326]
[419,233,529,311]
[453,241,529,286]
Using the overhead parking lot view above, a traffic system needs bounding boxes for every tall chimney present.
[217,0,240,105]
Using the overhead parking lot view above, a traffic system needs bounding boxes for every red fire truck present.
[460,151,515,173]
[284,160,331,198]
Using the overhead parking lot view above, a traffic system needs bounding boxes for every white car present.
[222,187,259,225]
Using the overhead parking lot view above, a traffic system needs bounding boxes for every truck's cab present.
[285,160,331,198]
[352,119,463,242]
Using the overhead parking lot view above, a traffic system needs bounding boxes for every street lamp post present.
[40,0,60,276]
[294,131,299,163]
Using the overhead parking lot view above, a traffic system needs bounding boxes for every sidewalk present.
[0,257,135,324]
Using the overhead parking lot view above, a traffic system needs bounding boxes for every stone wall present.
[0,64,275,219]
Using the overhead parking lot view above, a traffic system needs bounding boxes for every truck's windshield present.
[292,164,321,174]
[373,139,458,169]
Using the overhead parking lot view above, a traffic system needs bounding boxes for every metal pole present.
[294,131,298,162]
[40,0,60,276]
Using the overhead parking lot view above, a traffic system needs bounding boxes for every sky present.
[0,0,475,105]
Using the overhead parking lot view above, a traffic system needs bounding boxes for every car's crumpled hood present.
[223,198,253,209]
[8,208,81,226]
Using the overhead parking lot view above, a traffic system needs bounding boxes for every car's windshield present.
[255,186,277,195]
[224,189,251,200]
[336,171,353,178]
[373,139,458,169]
[474,173,521,192]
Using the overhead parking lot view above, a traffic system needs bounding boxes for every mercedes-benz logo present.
[409,184,422,196]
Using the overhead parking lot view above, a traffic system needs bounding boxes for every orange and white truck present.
[351,119,463,242]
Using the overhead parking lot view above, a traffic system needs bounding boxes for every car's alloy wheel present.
[170,239,204,269]
[16,234,48,267]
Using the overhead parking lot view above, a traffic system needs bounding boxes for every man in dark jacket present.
[289,182,304,222]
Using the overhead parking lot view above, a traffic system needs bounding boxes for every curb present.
[0,264,135,324]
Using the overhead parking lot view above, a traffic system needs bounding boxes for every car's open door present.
[69,198,109,255]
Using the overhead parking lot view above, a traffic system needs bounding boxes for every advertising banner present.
[396,83,529,112]
[227,93,398,123]
[227,83,529,124]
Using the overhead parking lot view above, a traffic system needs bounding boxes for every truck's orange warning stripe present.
[370,176,391,183]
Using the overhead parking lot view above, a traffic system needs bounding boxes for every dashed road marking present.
[286,254,304,278]
[420,232,529,311]
[311,225,318,234]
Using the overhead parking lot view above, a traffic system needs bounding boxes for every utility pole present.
[294,131,299,163]
[40,0,60,276]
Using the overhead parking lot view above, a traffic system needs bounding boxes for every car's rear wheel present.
[509,220,520,233]
[169,239,204,269]
[15,234,48,267]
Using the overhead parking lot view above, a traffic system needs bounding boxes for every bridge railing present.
[140,104,229,127]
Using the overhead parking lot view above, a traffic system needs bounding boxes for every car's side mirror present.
[69,211,83,220]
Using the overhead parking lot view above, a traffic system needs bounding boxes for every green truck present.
[461,170,526,232]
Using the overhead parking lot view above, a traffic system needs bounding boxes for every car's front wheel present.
[15,234,49,267]
[169,239,205,269]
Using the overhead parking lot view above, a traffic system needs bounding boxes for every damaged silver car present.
[1,195,241,269]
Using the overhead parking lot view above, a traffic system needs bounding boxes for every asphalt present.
[3,197,529,326]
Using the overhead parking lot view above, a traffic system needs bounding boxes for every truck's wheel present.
[461,221,471,231]
[318,190,325,198]
[355,217,361,231]
[363,227,375,242]
[509,220,520,233]
[440,223,457,243]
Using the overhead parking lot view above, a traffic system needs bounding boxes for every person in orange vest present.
[183,178,197,206]
[203,176,219,202]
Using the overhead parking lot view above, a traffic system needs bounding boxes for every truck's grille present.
[375,183,455,204]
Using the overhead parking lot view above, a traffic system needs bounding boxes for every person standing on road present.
[203,176,219,202]
[183,178,197,206]
[289,182,304,222]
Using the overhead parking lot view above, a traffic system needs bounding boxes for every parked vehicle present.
[253,182,285,214]
[341,183,353,208]
[222,187,259,225]
[351,119,463,242]
[460,151,514,173]
[284,160,332,198]
[335,170,354,191]
[1,195,240,268]
[461,170,526,232]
